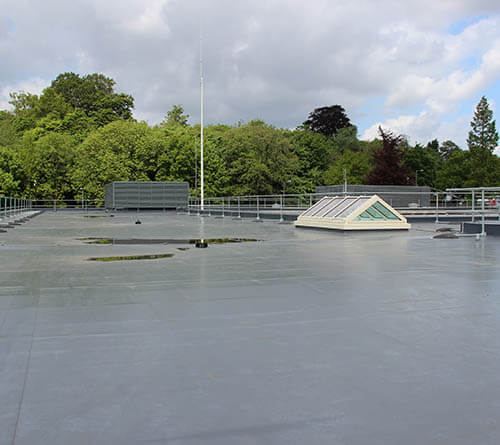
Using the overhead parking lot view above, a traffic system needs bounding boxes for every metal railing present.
[0,196,33,220]
[186,189,500,225]
[30,199,105,210]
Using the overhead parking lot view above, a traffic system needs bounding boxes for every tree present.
[323,150,371,185]
[20,132,76,199]
[434,150,472,190]
[222,120,298,195]
[72,121,155,199]
[0,111,20,147]
[51,72,134,126]
[0,146,23,196]
[404,143,442,187]
[332,125,361,154]
[287,129,335,192]
[161,105,189,128]
[8,91,41,133]
[439,140,460,161]
[365,127,411,185]
[302,105,351,138]
[468,96,498,155]
[466,96,499,186]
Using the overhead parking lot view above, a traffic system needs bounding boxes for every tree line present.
[0,72,498,200]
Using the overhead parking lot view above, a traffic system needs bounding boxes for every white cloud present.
[0,0,500,145]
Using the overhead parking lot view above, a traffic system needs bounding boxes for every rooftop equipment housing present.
[295,195,411,231]
[105,181,189,210]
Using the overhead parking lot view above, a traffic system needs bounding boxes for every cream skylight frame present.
[295,195,411,230]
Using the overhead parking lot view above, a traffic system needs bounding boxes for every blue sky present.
[1,0,500,149]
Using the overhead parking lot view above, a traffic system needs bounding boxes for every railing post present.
[435,192,439,224]
[279,194,284,223]
[256,196,260,220]
[471,190,475,222]
[481,189,486,236]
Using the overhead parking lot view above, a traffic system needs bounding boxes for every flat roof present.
[2,211,500,444]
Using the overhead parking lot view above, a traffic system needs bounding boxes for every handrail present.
[0,195,33,220]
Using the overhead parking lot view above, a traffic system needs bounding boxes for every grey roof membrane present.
[1,211,500,444]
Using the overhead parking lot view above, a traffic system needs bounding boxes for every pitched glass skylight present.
[295,195,410,231]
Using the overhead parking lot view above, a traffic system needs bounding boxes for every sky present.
[1,0,500,148]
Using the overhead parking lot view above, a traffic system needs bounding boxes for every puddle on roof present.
[87,253,175,262]
[78,237,260,245]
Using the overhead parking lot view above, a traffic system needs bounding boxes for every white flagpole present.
[200,28,204,211]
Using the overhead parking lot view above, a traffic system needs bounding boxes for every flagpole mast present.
[200,27,204,211]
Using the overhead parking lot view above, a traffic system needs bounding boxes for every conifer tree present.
[466,96,499,186]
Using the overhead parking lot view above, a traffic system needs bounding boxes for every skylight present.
[295,195,410,231]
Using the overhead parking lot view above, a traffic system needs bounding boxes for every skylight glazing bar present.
[334,197,369,218]
[313,197,347,217]
[301,197,330,217]
[323,197,356,218]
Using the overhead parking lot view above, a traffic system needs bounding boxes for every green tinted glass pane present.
[354,210,377,221]
[372,202,399,220]
[364,207,385,219]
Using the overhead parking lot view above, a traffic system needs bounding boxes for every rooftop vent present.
[295,195,410,231]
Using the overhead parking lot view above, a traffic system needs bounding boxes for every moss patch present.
[85,239,112,244]
[88,253,174,262]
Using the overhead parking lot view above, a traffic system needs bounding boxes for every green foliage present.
[0,111,20,147]
[0,146,23,195]
[222,120,298,195]
[323,150,371,185]
[439,140,460,161]
[332,126,361,154]
[0,71,495,199]
[161,105,189,128]
[287,129,335,192]
[434,150,472,190]
[20,132,76,199]
[403,143,442,187]
[9,91,41,133]
[466,96,499,186]
[303,105,351,138]
[72,121,155,199]
[467,96,498,155]
[51,72,134,125]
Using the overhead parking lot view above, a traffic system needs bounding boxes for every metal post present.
[221,197,225,218]
[279,194,284,223]
[237,196,241,219]
[435,192,439,224]
[472,190,475,222]
[256,196,260,220]
[481,189,486,236]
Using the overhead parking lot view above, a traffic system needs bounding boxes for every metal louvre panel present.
[105,181,189,209]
